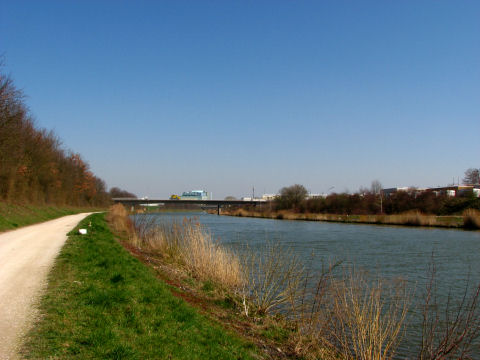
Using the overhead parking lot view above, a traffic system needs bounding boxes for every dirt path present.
[0,213,92,360]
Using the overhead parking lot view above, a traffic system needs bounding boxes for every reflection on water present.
[142,211,480,358]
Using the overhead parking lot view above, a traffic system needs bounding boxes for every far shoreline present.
[214,209,480,231]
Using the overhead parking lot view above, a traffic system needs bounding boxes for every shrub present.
[131,215,243,289]
[275,184,308,210]
[105,204,133,234]
[240,242,304,316]
[463,209,480,229]
[327,272,409,360]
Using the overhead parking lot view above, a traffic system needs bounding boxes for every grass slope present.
[22,213,259,360]
[0,202,96,231]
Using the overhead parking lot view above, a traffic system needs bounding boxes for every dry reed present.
[225,209,453,228]
[105,203,133,233]
[131,215,243,289]
[240,242,304,316]
[385,211,436,226]
[463,209,480,229]
[292,267,409,360]
[419,259,480,359]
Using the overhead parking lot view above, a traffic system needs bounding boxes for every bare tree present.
[370,180,383,195]
[369,180,384,213]
[463,168,480,185]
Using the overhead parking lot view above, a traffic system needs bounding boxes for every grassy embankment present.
[219,208,480,229]
[22,213,259,359]
[0,202,101,232]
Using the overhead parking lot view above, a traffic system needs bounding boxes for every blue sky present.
[1,1,479,198]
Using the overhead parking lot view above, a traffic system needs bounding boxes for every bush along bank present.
[22,212,260,360]
[111,204,480,360]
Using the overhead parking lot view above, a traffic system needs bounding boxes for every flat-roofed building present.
[426,185,475,197]
[382,187,410,197]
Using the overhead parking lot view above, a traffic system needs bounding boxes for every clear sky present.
[1,1,479,199]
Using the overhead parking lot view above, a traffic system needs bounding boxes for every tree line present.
[0,66,134,206]
[274,179,480,216]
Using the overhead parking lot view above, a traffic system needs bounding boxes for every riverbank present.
[0,202,103,232]
[22,213,260,359]
[217,208,480,229]
[105,205,480,359]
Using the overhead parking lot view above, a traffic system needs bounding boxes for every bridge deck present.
[112,198,267,206]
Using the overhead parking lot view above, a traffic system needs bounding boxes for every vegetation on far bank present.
[274,183,480,217]
[0,202,100,232]
[222,182,480,229]
[23,213,259,360]
[220,208,480,230]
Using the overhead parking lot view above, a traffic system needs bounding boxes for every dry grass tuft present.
[463,209,480,229]
[132,216,244,289]
[386,211,436,226]
[105,203,133,233]
[240,242,304,316]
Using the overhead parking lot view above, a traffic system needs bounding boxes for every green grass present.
[436,215,464,227]
[22,213,260,359]
[260,325,290,342]
[0,202,97,231]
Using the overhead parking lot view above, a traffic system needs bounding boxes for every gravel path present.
[0,213,91,360]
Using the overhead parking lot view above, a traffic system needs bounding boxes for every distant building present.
[306,193,325,199]
[261,194,278,201]
[181,190,209,200]
[241,196,267,202]
[382,185,480,198]
[382,187,411,197]
[426,185,477,197]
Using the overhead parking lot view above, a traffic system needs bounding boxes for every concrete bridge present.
[112,198,268,215]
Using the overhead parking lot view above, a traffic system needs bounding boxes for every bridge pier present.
[217,204,221,215]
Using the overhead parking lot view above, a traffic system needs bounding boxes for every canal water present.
[141,211,480,358]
